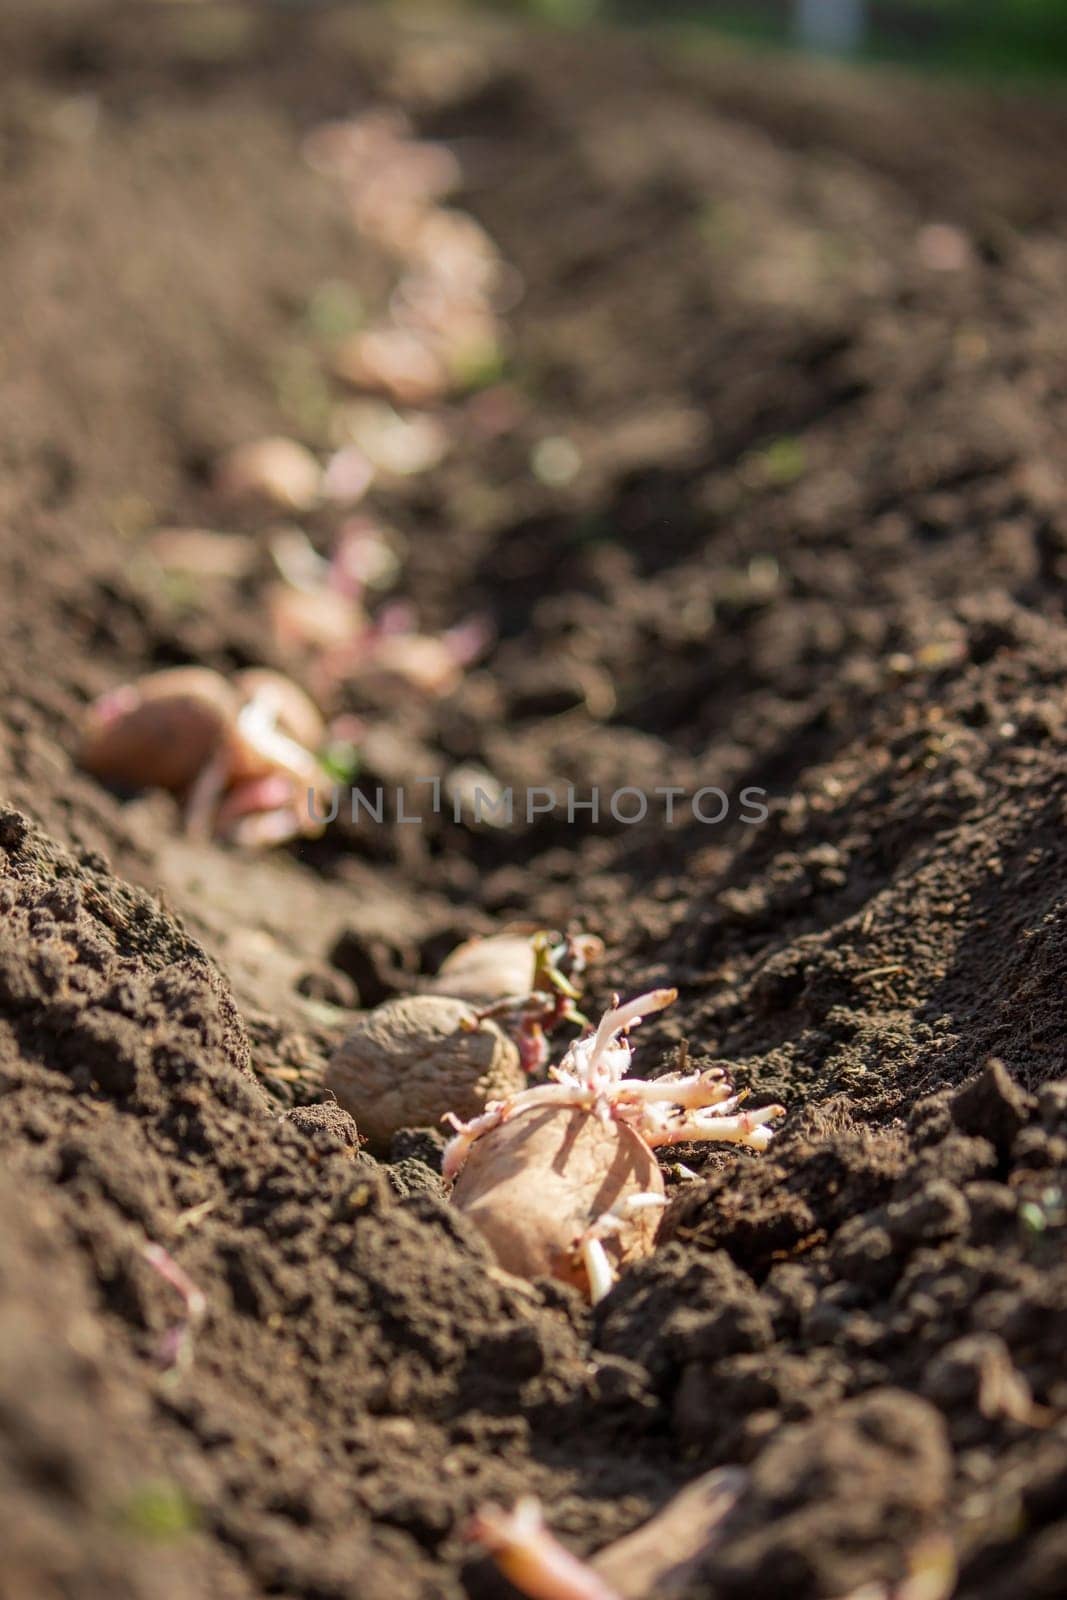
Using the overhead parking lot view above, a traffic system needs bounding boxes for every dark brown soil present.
[0,5,1064,1599]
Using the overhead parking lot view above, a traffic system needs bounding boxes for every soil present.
[1,5,1065,1599]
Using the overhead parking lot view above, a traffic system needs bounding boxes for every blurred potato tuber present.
[214,436,322,512]
[428,933,536,1005]
[79,667,238,794]
[229,669,326,777]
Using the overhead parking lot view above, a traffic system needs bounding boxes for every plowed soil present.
[1,6,1064,1600]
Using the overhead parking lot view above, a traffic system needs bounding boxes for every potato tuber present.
[78,666,333,848]
[325,994,523,1154]
[428,933,537,1005]
[451,1107,663,1292]
[445,989,784,1301]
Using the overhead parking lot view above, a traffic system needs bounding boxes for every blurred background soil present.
[0,4,1064,1598]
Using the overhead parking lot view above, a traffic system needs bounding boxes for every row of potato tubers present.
[325,932,661,1296]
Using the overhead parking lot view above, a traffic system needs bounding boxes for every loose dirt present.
[0,5,1064,1599]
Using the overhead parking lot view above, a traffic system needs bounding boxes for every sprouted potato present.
[79,666,333,847]
[446,989,784,1302]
